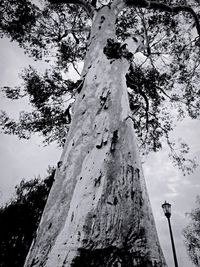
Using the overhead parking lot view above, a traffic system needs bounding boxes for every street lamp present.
[162,201,179,267]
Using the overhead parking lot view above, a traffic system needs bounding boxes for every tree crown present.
[0,0,200,173]
[0,167,55,267]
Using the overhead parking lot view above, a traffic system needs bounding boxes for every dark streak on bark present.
[30,257,40,267]
[57,161,62,168]
[110,130,119,152]
[98,89,110,112]
[71,212,74,222]
[71,246,161,267]
[113,196,118,205]
[94,172,102,186]
[96,139,103,149]
[99,15,106,29]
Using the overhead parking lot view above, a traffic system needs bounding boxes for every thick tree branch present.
[126,0,200,37]
[49,0,95,18]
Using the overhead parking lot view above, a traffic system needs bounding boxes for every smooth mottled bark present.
[24,3,167,267]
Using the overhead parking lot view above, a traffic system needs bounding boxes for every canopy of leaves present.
[0,67,80,145]
[0,0,200,172]
[183,196,200,266]
[0,168,55,267]
[0,0,39,44]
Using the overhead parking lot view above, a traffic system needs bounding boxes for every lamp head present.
[162,201,171,219]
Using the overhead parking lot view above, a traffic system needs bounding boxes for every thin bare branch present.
[126,0,200,37]
[148,1,200,37]
[71,62,81,76]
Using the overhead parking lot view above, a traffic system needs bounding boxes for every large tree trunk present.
[24,4,167,267]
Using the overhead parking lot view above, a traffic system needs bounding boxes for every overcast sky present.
[0,37,200,267]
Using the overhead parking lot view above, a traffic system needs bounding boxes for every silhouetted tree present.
[0,168,55,267]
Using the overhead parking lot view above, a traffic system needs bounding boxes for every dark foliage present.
[183,195,200,266]
[126,65,170,152]
[0,168,55,267]
[0,0,39,44]
[0,67,79,146]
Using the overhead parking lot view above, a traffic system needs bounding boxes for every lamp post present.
[162,201,179,267]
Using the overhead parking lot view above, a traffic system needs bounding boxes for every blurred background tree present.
[183,195,200,266]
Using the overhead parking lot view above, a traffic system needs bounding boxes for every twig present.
[72,62,81,76]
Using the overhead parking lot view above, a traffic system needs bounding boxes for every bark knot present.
[103,38,133,60]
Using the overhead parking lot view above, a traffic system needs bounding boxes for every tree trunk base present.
[71,246,161,267]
